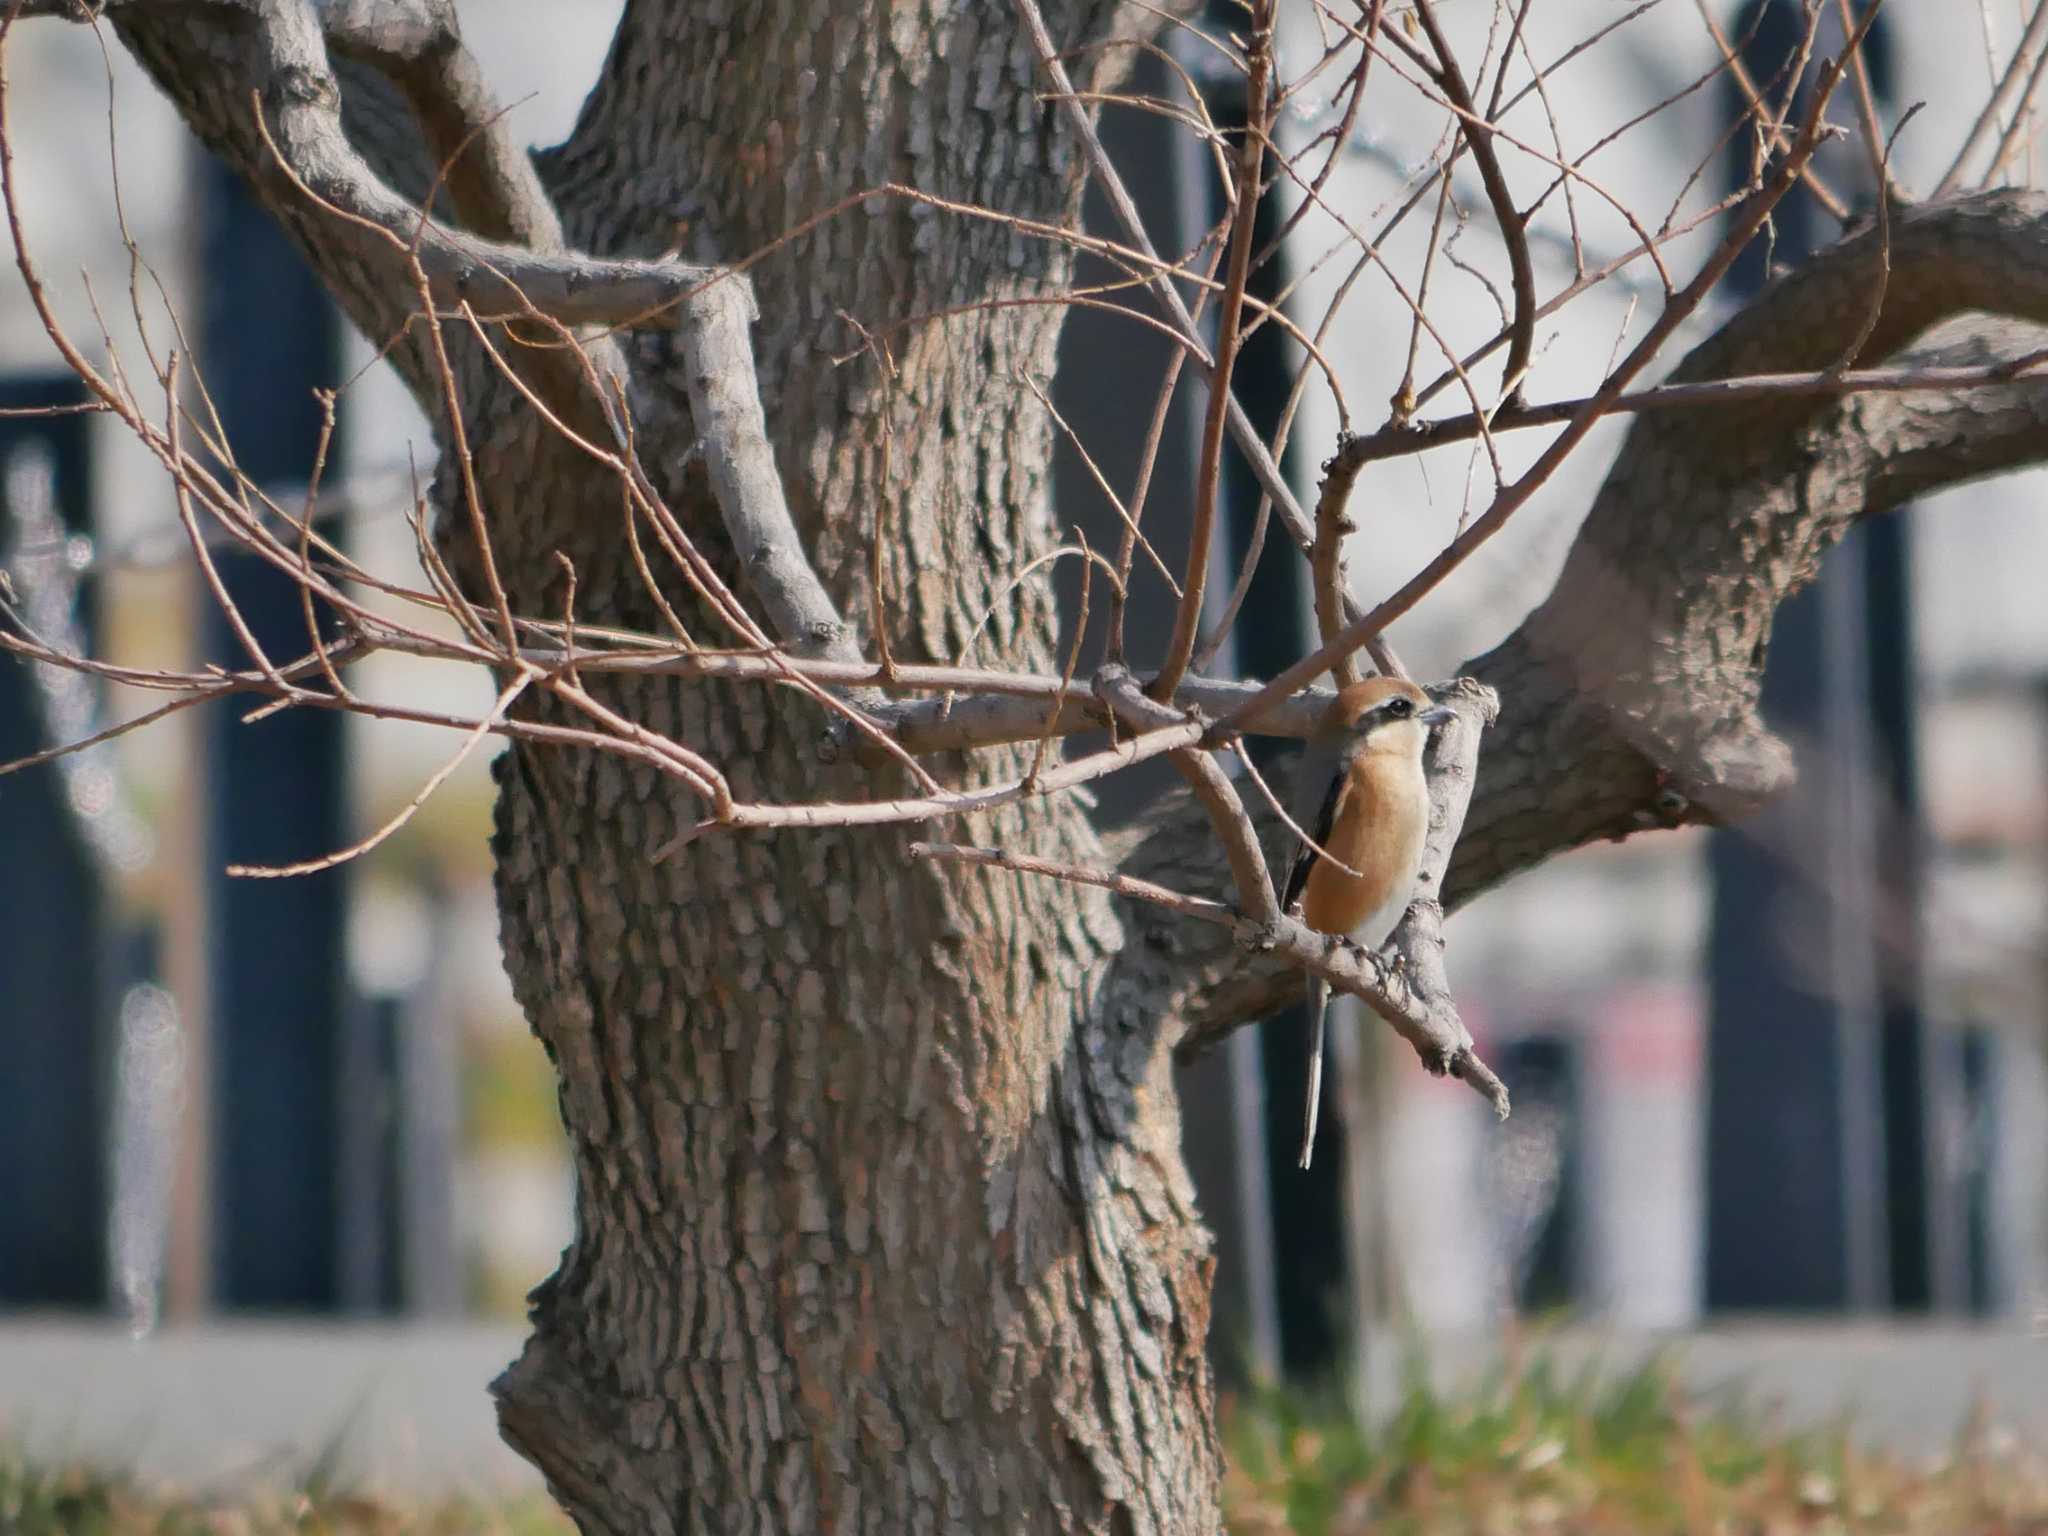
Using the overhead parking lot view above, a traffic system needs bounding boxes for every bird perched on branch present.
[1283,676,1452,1170]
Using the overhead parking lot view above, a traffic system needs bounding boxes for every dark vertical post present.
[1705,561,1883,1307]
[199,158,352,1310]
[1705,0,1945,1312]
[1707,0,1871,1312]
[1189,4,1348,1379]
[1493,1035,1581,1312]
[1233,199,1345,1380]
[1863,513,1945,1311]
[1954,1026,1998,1314]
[1049,30,1302,1382]
[336,992,403,1313]
[0,376,108,1308]
[395,895,463,1315]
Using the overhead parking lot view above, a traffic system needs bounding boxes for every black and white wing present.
[1281,738,1348,915]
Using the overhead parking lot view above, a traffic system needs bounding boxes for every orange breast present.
[1298,754,1428,947]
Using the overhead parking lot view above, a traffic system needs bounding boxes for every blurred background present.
[3,0,2045,1488]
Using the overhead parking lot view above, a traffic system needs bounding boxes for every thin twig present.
[840,313,901,681]
[1111,233,1224,661]
[1152,0,1273,702]
[1935,0,2048,197]
[1230,739,1362,881]
[164,352,287,693]
[1311,438,1363,690]
[655,714,1209,849]
[1827,104,1921,380]
[296,387,351,701]
[1027,376,1179,596]
[1025,530,1092,792]
[1977,34,2048,187]
[1693,0,1850,219]
[1101,668,1279,926]
[1834,0,1897,200]
[1411,0,1536,401]
[228,671,535,878]
[1010,0,1327,591]
[909,840,1229,922]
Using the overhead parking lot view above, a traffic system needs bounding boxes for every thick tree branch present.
[1450,189,2048,907]
[268,89,707,335]
[661,276,859,661]
[316,1,857,665]
[55,0,700,337]
[315,0,563,250]
[61,0,666,503]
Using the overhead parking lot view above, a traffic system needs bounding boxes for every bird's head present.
[1325,676,1455,762]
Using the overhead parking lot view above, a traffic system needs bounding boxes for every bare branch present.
[1011,0,1336,609]
[1693,0,1851,220]
[1410,0,1536,401]
[1097,667,1278,927]
[663,275,858,661]
[911,840,1229,923]
[1309,440,1363,689]
[1936,0,2048,197]
[1330,346,2048,472]
[1222,31,1863,732]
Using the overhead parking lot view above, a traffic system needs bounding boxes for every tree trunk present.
[479,5,1222,1531]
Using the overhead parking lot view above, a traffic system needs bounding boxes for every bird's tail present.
[1299,975,1329,1170]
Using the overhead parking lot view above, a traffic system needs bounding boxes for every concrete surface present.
[0,1319,534,1496]
[3,1318,2045,1496]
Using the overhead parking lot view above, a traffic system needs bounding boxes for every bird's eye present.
[1385,696,1413,718]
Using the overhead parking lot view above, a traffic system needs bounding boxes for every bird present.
[1281,676,1453,1170]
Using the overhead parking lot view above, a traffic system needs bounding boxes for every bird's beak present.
[1419,704,1456,729]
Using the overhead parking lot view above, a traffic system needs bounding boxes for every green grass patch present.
[1222,1345,2048,1534]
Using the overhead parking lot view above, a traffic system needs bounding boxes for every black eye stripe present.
[1348,693,1426,732]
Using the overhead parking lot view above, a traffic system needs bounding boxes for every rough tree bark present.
[27,1,2048,1531]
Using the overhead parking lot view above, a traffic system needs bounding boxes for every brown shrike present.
[1281,677,1452,1169]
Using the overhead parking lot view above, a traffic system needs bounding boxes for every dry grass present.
[0,1442,571,1536]
[5,1351,2045,1533]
